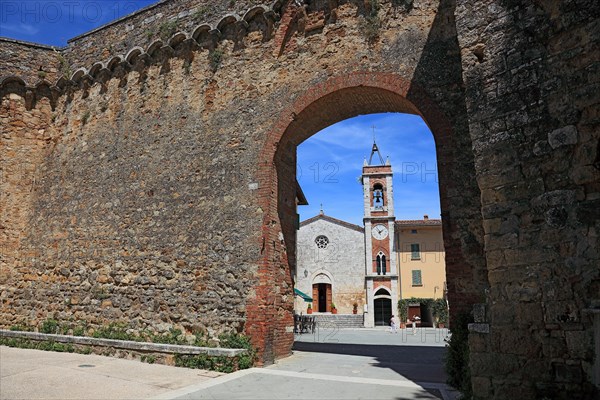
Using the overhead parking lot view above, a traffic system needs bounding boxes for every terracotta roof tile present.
[395,219,442,226]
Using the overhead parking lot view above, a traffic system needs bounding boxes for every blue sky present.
[0,1,157,46]
[1,2,442,226]
[298,113,441,226]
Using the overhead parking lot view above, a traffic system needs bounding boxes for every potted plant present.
[331,303,337,314]
[307,303,313,314]
[352,302,358,314]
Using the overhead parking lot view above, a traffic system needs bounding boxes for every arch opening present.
[253,73,487,364]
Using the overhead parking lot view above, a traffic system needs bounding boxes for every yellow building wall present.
[396,225,446,299]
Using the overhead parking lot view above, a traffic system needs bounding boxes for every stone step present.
[311,314,364,328]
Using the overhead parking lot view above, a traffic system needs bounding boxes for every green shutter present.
[411,243,420,259]
[412,270,422,286]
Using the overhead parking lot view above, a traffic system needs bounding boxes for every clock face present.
[372,224,389,240]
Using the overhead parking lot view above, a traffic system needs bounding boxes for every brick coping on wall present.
[0,330,246,357]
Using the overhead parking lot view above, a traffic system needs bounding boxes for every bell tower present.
[362,140,398,328]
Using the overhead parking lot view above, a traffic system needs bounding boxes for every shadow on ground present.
[292,341,447,384]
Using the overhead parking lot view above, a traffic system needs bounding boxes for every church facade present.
[294,143,447,327]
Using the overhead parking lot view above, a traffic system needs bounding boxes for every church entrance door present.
[313,283,331,312]
[374,298,392,326]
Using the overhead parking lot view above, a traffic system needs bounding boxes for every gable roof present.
[300,214,364,233]
[395,219,442,226]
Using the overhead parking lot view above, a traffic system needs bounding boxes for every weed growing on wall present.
[209,48,224,72]
[359,0,381,42]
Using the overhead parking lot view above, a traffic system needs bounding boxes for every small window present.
[412,270,422,286]
[376,252,386,275]
[411,243,420,260]
[315,235,329,249]
[411,229,417,234]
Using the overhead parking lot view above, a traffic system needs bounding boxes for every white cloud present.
[2,23,40,36]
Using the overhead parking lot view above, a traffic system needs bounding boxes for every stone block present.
[471,376,492,398]
[473,303,486,323]
[548,125,578,148]
[469,323,490,333]
[554,362,583,383]
[565,330,593,359]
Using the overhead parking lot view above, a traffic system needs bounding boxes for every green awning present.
[294,288,313,302]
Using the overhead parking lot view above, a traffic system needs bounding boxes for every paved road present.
[160,328,456,400]
[1,328,457,400]
[0,346,221,400]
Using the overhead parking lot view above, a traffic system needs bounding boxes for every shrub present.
[445,312,473,398]
[40,318,59,334]
[219,333,256,370]
[159,20,178,41]
[431,298,449,325]
[73,323,87,337]
[150,328,184,345]
[92,322,136,341]
[209,49,224,72]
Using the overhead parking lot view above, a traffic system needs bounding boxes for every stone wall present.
[456,0,599,398]
[0,38,62,86]
[62,0,278,70]
[1,0,597,396]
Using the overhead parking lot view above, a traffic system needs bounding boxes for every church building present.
[294,142,447,327]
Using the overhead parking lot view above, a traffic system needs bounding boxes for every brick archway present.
[251,72,487,364]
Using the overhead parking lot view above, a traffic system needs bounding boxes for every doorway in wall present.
[374,299,392,326]
[313,283,331,312]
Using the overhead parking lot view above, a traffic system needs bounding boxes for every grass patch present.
[0,337,75,353]
[141,355,156,364]
[193,6,209,21]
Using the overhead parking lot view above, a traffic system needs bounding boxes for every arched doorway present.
[374,288,393,326]
[311,272,333,313]
[253,72,487,363]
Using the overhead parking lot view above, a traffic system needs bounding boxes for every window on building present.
[411,229,417,234]
[376,252,386,275]
[373,183,384,209]
[315,235,329,249]
[412,270,422,286]
[411,243,420,260]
